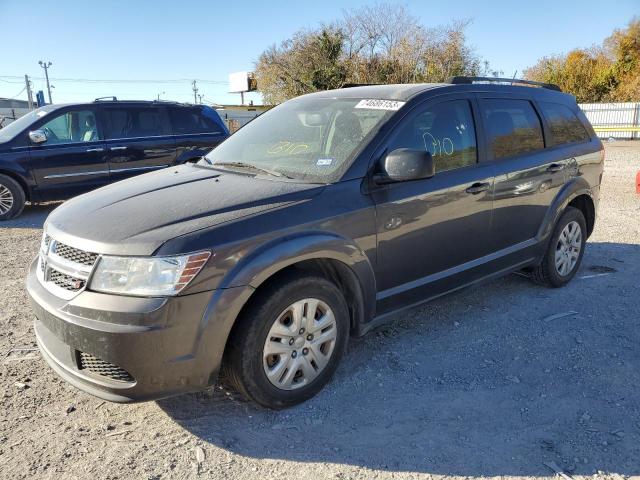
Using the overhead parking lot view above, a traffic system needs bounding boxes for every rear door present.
[480,96,566,252]
[371,95,495,312]
[28,106,108,200]
[100,104,177,182]
[169,106,228,163]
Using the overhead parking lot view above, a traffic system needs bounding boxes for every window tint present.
[169,107,223,134]
[39,109,101,144]
[102,107,170,139]
[540,102,590,145]
[388,99,477,172]
[483,99,544,159]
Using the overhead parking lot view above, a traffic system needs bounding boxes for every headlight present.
[89,251,210,296]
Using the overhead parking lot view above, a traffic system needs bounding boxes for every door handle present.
[546,163,564,173]
[110,146,128,151]
[85,147,104,152]
[465,182,490,195]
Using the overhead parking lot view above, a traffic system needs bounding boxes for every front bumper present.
[27,258,252,402]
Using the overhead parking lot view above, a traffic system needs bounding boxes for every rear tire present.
[0,174,26,221]
[223,273,349,409]
[531,206,586,288]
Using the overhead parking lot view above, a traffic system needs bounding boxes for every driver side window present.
[40,110,101,144]
[388,99,477,173]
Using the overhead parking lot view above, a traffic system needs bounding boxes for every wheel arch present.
[537,177,595,241]
[0,168,30,201]
[221,232,377,334]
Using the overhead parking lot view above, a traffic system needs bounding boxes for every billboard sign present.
[229,72,257,93]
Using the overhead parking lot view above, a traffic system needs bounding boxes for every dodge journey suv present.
[27,77,604,409]
[0,99,228,219]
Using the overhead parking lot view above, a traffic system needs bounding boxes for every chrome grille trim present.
[53,242,99,267]
[38,233,100,300]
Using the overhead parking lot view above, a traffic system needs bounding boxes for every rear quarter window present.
[539,102,590,146]
[169,107,224,135]
[482,99,544,160]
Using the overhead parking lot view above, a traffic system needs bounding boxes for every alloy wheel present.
[554,220,582,276]
[263,298,338,390]
[0,184,14,215]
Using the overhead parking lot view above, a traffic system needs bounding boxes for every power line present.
[0,78,24,84]
[8,86,26,99]
[0,75,228,85]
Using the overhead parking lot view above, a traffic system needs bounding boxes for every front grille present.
[53,242,98,267]
[49,269,85,291]
[78,352,134,383]
[39,235,100,298]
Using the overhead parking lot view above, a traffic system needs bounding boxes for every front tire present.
[531,206,586,287]
[223,273,349,409]
[0,174,26,221]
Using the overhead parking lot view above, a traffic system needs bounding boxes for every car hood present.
[45,164,324,256]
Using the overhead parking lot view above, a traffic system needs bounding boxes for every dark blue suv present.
[0,99,228,219]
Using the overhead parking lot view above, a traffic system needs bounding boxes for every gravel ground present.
[0,142,639,480]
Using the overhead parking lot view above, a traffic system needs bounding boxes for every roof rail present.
[447,76,562,92]
[94,96,118,102]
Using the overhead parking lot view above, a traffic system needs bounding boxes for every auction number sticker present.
[354,99,406,111]
[316,158,334,166]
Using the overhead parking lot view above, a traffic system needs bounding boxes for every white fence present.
[578,102,640,140]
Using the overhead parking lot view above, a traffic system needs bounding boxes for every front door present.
[28,107,108,200]
[371,96,495,313]
[100,105,177,182]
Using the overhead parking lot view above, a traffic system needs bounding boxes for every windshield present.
[204,97,401,183]
[0,106,56,143]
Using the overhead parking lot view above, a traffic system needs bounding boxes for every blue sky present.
[1,0,637,105]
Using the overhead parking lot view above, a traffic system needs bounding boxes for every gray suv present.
[27,77,604,408]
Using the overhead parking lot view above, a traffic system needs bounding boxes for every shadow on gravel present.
[0,203,60,229]
[159,242,640,477]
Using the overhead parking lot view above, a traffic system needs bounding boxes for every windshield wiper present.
[212,161,294,179]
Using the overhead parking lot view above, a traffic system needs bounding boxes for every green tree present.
[255,28,347,105]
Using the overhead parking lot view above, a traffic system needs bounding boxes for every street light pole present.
[38,60,53,104]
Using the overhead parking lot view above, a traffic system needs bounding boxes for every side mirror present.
[29,129,47,144]
[376,148,434,184]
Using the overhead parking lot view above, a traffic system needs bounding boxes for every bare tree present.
[255,4,490,102]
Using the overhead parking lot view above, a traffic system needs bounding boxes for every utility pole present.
[38,60,53,103]
[192,80,198,104]
[197,94,204,104]
[24,74,34,109]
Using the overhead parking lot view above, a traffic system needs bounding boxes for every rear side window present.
[539,102,590,146]
[388,99,477,173]
[169,107,224,135]
[102,107,170,139]
[482,99,544,159]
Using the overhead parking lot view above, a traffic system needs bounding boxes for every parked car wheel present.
[223,273,349,409]
[0,174,26,221]
[531,206,586,287]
